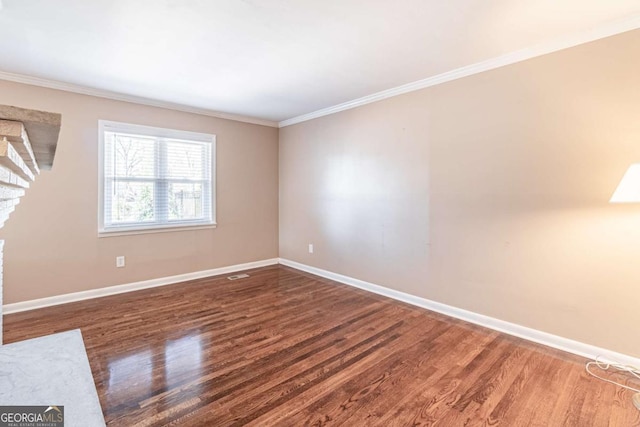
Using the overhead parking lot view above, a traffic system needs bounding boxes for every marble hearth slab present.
[0,329,105,426]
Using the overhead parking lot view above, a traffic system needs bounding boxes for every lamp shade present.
[610,163,640,203]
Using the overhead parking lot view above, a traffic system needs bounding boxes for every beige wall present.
[0,80,279,304]
[280,30,640,357]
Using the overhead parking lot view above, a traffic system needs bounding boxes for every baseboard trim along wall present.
[278,258,640,367]
[4,256,639,367]
[2,258,279,314]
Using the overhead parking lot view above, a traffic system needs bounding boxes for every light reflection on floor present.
[106,334,203,410]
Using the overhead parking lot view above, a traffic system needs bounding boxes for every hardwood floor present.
[3,265,639,426]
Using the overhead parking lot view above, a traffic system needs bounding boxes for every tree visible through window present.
[99,121,215,233]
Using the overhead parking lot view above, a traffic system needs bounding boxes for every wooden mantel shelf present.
[0,104,61,170]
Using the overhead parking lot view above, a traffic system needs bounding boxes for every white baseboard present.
[5,256,639,367]
[2,258,279,314]
[279,258,640,367]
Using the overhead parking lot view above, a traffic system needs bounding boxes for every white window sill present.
[98,223,217,238]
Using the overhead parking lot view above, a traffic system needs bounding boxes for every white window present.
[98,120,215,235]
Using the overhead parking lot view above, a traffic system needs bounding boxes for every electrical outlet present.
[116,256,125,268]
[308,243,314,254]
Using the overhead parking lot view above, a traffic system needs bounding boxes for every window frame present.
[98,120,216,237]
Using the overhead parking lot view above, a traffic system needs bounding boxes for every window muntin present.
[99,121,215,234]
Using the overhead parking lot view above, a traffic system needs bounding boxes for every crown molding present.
[279,14,640,128]
[0,70,279,128]
[2,13,638,130]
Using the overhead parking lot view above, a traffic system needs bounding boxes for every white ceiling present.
[0,1,639,125]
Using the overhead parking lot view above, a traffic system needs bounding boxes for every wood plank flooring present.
[3,265,639,426]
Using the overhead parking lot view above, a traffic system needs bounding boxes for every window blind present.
[99,121,215,234]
